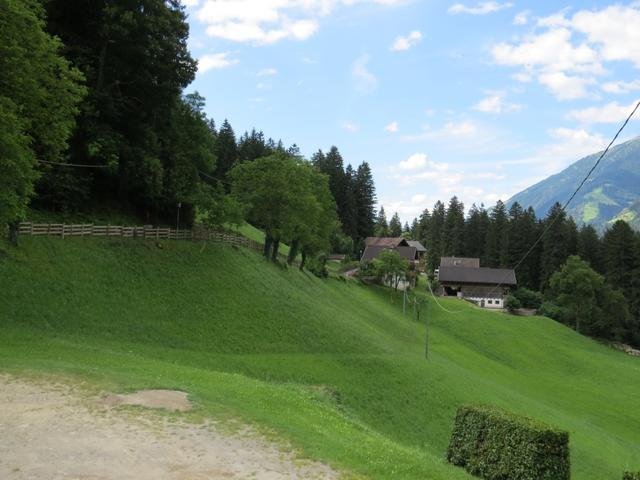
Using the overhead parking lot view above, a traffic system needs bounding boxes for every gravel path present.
[0,375,338,480]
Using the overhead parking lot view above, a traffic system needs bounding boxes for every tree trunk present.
[271,239,280,262]
[299,250,307,270]
[8,221,19,246]
[263,234,273,259]
[287,239,299,265]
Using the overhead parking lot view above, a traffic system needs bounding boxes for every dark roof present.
[438,266,517,286]
[364,237,409,247]
[440,257,480,268]
[406,240,427,252]
[361,245,418,262]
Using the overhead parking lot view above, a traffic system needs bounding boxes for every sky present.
[182,0,640,223]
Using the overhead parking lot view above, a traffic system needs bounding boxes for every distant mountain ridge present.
[507,136,640,231]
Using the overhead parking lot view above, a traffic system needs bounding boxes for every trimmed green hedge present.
[446,405,570,480]
[623,472,640,480]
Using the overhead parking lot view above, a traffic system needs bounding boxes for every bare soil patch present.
[103,389,192,411]
[0,375,337,479]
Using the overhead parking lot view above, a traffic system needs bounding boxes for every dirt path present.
[0,375,338,479]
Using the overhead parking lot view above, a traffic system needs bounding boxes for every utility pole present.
[425,296,430,360]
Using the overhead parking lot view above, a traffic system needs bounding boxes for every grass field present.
[1,236,639,479]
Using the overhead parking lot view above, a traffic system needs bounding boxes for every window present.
[487,300,493,305]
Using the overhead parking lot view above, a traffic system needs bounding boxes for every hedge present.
[624,473,640,480]
[446,405,570,480]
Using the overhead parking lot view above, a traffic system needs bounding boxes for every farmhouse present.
[360,237,424,266]
[437,257,516,309]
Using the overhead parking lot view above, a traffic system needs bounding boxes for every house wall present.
[440,283,511,309]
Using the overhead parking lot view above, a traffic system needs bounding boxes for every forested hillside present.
[395,198,640,348]
[508,136,640,231]
[0,0,376,259]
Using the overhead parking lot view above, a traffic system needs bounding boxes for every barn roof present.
[361,245,417,262]
[440,257,480,268]
[406,240,427,252]
[364,237,409,247]
[438,266,517,286]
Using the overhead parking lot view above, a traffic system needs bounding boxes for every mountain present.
[508,136,640,231]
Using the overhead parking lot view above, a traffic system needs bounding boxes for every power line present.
[37,159,110,168]
[426,279,464,314]
[489,99,640,297]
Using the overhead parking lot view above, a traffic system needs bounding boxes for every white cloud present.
[567,100,640,124]
[390,30,422,51]
[352,54,378,94]
[537,71,596,100]
[342,122,360,133]
[182,0,200,7]
[474,92,523,113]
[492,28,600,75]
[440,120,479,138]
[195,0,407,45]
[511,72,532,83]
[571,6,640,67]
[396,152,450,173]
[384,121,400,133]
[198,52,239,73]
[513,10,531,25]
[492,5,640,102]
[257,68,278,76]
[448,1,513,15]
[601,80,640,94]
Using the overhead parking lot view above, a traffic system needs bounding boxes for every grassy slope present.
[1,237,639,479]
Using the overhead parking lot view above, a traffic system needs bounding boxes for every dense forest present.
[0,0,376,260]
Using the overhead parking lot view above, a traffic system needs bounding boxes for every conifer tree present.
[354,162,376,241]
[577,224,603,273]
[214,119,238,182]
[484,200,508,268]
[417,208,431,247]
[443,196,465,256]
[539,203,571,290]
[374,206,389,237]
[426,201,446,271]
[389,212,402,237]
[464,204,489,261]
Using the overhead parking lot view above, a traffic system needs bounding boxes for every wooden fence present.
[17,222,269,256]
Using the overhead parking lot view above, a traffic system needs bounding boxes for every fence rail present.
[16,222,287,260]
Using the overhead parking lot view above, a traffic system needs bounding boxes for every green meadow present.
[1,236,639,479]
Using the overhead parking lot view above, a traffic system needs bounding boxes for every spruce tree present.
[484,200,508,268]
[539,203,571,290]
[214,119,238,182]
[463,204,488,261]
[389,212,402,237]
[375,206,389,237]
[578,224,603,273]
[443,196,465,256]
[417,208,431,247]
[342,164,358,240]
[427,201,446,271]
[354,162,376,241]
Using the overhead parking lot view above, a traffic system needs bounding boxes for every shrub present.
[307,254,328,278]
[447,405,570,480]
[513,288,543,309]
[505,294,522,312]
[624,473,640,480]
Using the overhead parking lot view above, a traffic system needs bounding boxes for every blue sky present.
[182,0,640,222]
